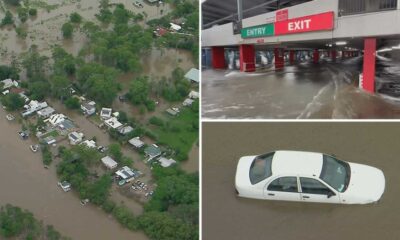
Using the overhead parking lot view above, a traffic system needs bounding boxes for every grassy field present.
[151,107,198,161]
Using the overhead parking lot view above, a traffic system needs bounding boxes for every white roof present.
[119,125,134,135]
[81,140,96,148]
[158,157,176,167]
[101,156,118,169]
[37,106,55,116]
[104,117,123,129]
[48,114,66,126]
[100,108,112,118]
[272,150,323,176]
[1,79,18,89]
[128,137,145,148]
[189,91,199,99]
[170,22,182,31]
[183,98,194,106]
[184,68,199,82]
[68,131,83,141]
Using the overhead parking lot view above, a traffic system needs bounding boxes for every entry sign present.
[241,23,274,38]
[275,11,334,35]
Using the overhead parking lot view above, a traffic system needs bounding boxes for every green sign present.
[241,24,274,38]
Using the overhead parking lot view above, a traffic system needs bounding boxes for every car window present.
[320,155,350,192]
[267,177,298,192]
[249,152,274,185]
[300,177,332,195]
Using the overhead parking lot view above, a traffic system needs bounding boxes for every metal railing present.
[338,0,397,16]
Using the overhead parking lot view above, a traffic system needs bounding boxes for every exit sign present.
[275,11,334,35]
[241,23,274,38]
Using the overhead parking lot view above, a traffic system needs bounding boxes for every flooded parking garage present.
[202,122,400,240]
[202,55,400,119]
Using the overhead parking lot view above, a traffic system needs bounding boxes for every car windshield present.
[249,152,274,185]
[320,155,351,192]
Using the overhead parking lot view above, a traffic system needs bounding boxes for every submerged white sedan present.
[235,150,385,204]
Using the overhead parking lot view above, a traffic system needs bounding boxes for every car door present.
[299,177,340,204]
[263,176,301,202]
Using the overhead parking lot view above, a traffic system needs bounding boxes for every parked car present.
[133,1,143,8]
[57,181,71,192]
[235,150,385,204]
[6,114,14,121]
[30,144,39,153]
[18,131,29,140]
[97,146,107,153]
[80,199,90,205]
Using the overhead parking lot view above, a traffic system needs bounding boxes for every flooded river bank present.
[203,122,400,240]
[0,106,148,240]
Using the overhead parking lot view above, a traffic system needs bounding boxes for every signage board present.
[275,11,334,35]
[241,23,274,38]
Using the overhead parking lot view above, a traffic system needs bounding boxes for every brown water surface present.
[203,122,400,240]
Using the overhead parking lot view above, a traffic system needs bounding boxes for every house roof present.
[158,157,177,167]
[184,68,199,83]
[128,137,145,148]
[105,117,123,129]
[101,156,118,169]
[183,98,194,106]
[119,125,134,135]
[145,144,162,158]
[81,140,96,148]
[166,108,178,116]
[115,166,137,180]
[37,106,55,116]
[100,108,112,118]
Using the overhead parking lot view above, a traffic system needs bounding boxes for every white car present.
[57,181,71,192]
[235,150,385,204]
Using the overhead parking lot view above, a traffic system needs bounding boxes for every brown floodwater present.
[203,122,400,240]
[0,0,174,65]
[0,107,148,240]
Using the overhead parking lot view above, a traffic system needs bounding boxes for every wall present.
[202,0,400,47]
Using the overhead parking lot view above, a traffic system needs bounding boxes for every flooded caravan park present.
[0,106,148,240]
[202,122,400,240]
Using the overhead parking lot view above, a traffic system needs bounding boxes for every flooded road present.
[202,122,400,240]
[0,106,148,240]
[202,57,400,119]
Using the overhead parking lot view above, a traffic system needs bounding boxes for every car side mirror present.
[327,191,335,198]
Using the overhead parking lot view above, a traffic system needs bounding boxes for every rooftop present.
[185,68,199,83]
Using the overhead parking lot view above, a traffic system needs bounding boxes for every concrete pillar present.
[239,44,255,72]
[274,48,284,70]
[289,50,295,64]
[362,38,376,93]
[211,47,225,69]
[331,50,336,62]
[313,49,319,63]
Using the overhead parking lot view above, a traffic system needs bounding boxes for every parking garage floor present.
[202,56,400,119]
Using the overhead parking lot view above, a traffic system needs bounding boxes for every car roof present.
[271,150,323,177]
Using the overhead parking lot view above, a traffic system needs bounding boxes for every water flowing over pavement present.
[202,122,400,240]
[202,57,400,119]
[0,107,148,240]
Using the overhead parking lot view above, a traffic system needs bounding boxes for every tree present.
[61,22,73,38]
[22,45,48,82]
[4,0,21,6]
[128,76,149,105]
[50,75,70,100]
[28,81,50,100]
[28,8,37,16]
[1,93,25,110]
[0,65,19,80]
[17,7,28,23]
[87,174,112,205]
[1,11,14,26]
[113,4,130,25]
[108,143,123,162]
[70,12,82,23]
[65,97,80,109]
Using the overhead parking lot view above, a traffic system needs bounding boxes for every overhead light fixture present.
[335,41,347,46]
[377,48,392,53]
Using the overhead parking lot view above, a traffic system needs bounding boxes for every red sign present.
[275,11,334,36]
[256,39,265,43]
[276,9,288,22]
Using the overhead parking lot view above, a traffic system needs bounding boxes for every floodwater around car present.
[202,122,400,240]
[0,107,148,240]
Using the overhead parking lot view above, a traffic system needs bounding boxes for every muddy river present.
[202,56,400,119]
[203,122,400,240]
[0,106,148,240]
